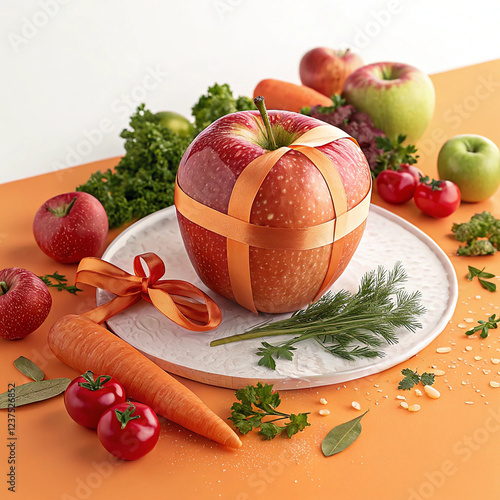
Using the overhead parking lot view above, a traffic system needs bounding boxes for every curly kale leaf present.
[453,212,500,256]
[77,104,192,228]
[192,83,254,135]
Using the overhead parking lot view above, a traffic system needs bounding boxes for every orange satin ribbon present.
[175,124,372,314]
[76,252,222,332]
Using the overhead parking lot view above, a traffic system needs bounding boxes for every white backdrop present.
[1,0,499,183]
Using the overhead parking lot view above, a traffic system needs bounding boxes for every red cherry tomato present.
[376,169,417,204]
[398,163,424,185]
[64,371,126,429]
[414,177,461,218]
[97,402,160,461]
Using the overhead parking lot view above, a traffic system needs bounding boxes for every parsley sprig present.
[211,263,425,370]
[39,273,82,294]
[373,134,419,177]
[398,368,435,390]
[229,383,310,439]
[465,314,499,339]
[467,266,497,293]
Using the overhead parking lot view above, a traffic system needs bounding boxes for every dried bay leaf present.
[14,356,45,382]
[321,410,369,457]
[0,379,71,409]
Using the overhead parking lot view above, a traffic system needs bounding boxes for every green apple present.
[437,134,500,202]
[342,62,435,143]
[155,111,194,138]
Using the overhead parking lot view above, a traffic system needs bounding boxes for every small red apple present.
[33,192,108,264]
[176,98,371,313]
[299,48,363,97]
[0,268,52,340]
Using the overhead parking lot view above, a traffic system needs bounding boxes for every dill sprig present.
[210,263,425,369]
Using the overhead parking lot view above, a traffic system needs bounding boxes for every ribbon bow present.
[76,252,222,332]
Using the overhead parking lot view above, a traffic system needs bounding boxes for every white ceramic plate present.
[97,205,458,390]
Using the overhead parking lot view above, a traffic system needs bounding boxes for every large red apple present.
[0,267,52,340]
[33,192,108,264]
[299,48,363,97]
[175,99,371,313]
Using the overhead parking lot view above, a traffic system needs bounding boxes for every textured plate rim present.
[99,204,459,389]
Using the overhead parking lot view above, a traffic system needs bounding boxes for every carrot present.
[253,78,333,113]
[48,314,242,449]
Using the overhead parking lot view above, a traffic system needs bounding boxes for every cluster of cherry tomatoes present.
[376,164,461,218]
[64,371,160,461]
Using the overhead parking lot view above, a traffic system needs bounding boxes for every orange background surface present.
[1,60,499,500]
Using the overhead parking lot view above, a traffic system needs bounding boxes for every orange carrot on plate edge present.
[48,314,242,449]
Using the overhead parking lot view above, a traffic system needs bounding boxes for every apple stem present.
[0,281,8,295]
[254,96,277,151]
[47,196,77,218]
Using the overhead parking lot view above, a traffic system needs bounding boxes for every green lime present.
[155,111,194,138]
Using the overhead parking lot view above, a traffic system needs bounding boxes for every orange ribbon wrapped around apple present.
[175,97,372,314]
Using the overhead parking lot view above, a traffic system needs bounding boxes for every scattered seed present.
[408,404,421,412]
[457,323,467,329]
[415,389,423,397]
[475,295,481,299]
[424,385,441,399]
[319,398,328,405]
[462,381,467,385]
[429,369,446,376]
[491,359,500,365]
[465,346,473,351]
[464,318,474,323]
[483,369,491,375]
[465,401,474,405]
[396,395,406,401]
[437,347,452,353]
[474,356,482,361]
[400,401,409,409]
[351,401,361,411]
[319,409,331,416]
[490,381,500,388]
